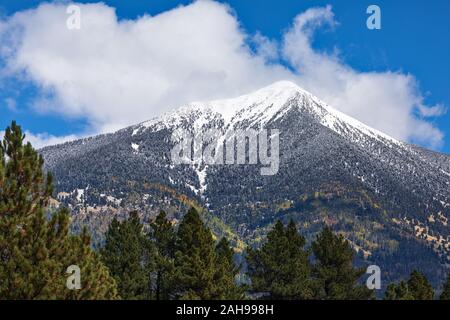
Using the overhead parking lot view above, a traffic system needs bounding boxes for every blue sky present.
[0,0,449,152]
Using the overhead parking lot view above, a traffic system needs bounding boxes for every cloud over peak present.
[0,1,445,148]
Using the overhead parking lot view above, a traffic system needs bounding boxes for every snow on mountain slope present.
[131,81,404,151]
[40,80,450,285]
[41,80,450,218]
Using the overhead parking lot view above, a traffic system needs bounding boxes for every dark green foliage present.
[172,207,218,299]
[383,281,414,300]
[384,270,434,300]
[247,220,313,299]
[311,226,373,300]
[150,210,176,300]
[440,274,450,300]
[0,121,118,299]
[101,211,153,299]
[65,227,121,299]
[171,207,244,300]
[407,270,434,300]
[213,237,245,299]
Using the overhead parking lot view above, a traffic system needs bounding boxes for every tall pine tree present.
[213,237,245,299]
[247,220,313,299]
[383,281,414,300]
[311,226,372,300]
[101,211,153,299]
[65,227,121,299]
[150,210,176,300]
[0,121,118,299]
[172,207,217,299]
[407,270,434,300]
[384,271,434,300]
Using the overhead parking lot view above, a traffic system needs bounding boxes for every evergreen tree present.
[383,281,414,300]
[213,237,245,299]
[311,226,372,300]
[101,211,153,299]
[407,270,434,300]
[440,274,450,300]
[150,210,176,300]
[172,207,217,300]
[247,220,313,299]
[0,121,118,299]
[65,227,121,299]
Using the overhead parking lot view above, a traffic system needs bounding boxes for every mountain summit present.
[133,80,400,147]
[41,81,450,286]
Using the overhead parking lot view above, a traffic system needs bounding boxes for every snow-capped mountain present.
[41,81,450,286]
[134,81,401,147]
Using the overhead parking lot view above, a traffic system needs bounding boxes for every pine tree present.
[65,227,121,299]
[213,237,245,299]
[407,270,434,300]
[0,121,118,299]
[101,211,153,299]
[150,210,176,300]
[383,281,414,300]
[172,207,217,300]
[311,226,373,300]
[440,274,450,300]
[247,220,313,299]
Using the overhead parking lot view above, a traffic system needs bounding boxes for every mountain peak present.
[136,80,305,131]
[185,80,307,124]
[256,80,303,92]
[134,80,403,149]
[251,80,303,93]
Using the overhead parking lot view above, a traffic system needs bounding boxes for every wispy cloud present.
[0,130,78,149]
[281,5,445,148]
[4,97,17,111]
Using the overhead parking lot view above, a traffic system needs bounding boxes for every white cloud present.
[281,5,444,148]
[251,32,279,62]
[0,1,445,148]
[0,1,290,133]
[24,131,79,149]
[0,129,78,149]
[4,97,17,111]
[417,103,446,117]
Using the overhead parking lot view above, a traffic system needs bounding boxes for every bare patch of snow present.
[76,189,84,202]
[131,143,140,152]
